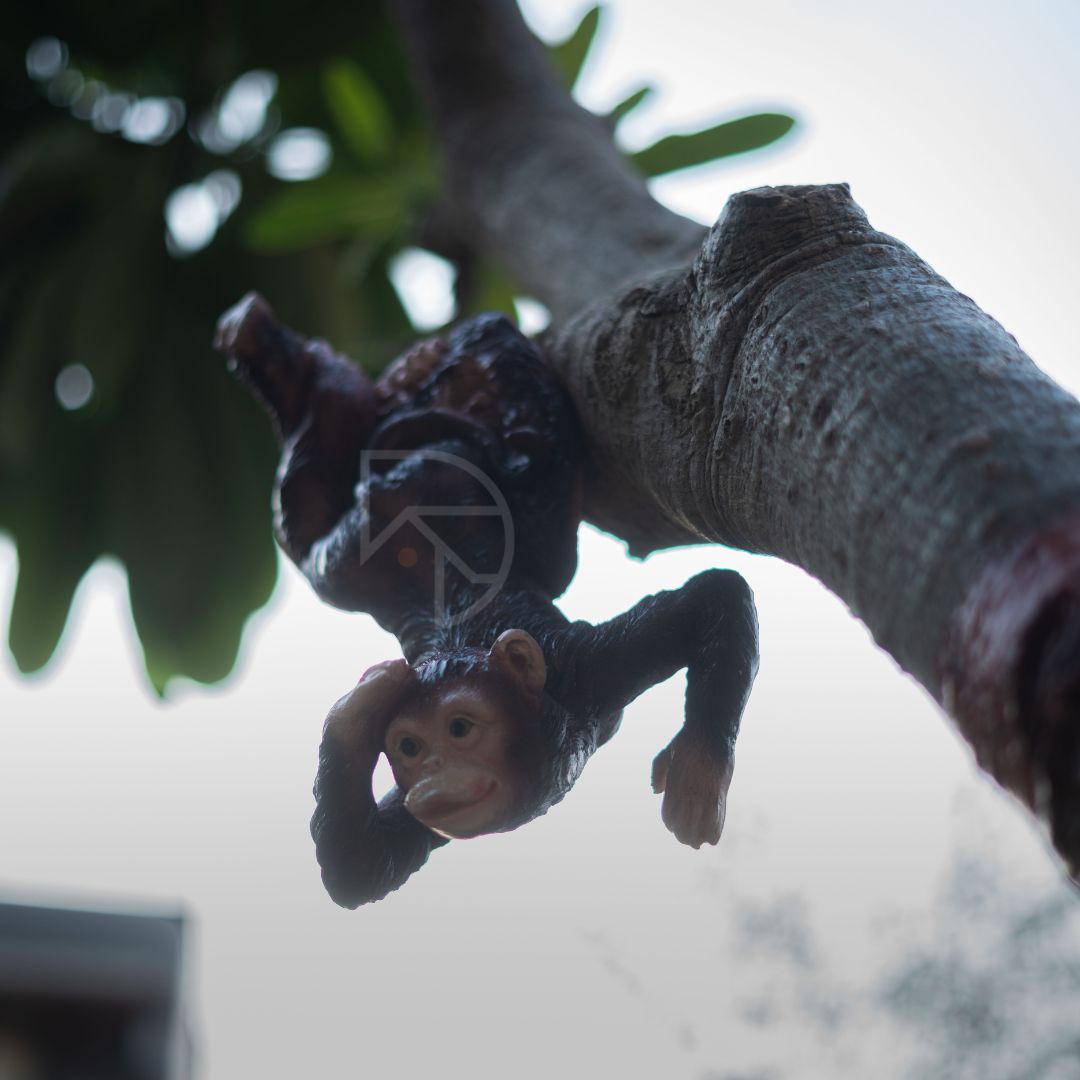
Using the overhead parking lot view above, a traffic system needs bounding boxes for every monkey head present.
[384,630,547,838]
[312,630,584,906]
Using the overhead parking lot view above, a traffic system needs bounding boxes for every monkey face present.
[382,629,547,839]
[385,687,521,838]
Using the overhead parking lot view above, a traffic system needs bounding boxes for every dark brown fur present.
[217,295,759,906]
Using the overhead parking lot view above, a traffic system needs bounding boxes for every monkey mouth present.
[406,776,500,836]
[426,778,497,821]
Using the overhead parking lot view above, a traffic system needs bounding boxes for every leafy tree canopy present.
[0,1,793,693]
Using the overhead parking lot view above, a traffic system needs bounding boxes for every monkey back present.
[369,314,585,600]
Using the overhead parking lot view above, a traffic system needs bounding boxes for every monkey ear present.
[490,629,547,698]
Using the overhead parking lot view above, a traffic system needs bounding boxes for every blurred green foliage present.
[0,2,794,694]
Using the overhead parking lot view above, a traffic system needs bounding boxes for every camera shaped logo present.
[358,449,514,627]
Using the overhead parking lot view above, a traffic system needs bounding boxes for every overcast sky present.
[3,3,1080,1078]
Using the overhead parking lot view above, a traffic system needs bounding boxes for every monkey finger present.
[660,788,694,846]
[695,799,724,848]
[710,797,727,845]
[336,659,410,708]
[651,747,672,794]
[661,785,723,849]
[324,659,414,744]
[357,658,411,687]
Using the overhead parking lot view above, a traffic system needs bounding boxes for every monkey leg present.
[216,292,375,440]
[216,292,378,565]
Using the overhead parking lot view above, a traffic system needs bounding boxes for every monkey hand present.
[650,730,734,849]
[322,659,414,757]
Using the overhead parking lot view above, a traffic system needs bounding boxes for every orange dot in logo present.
[397,546,418,568]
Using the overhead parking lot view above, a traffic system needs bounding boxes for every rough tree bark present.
[390,0,1080,878]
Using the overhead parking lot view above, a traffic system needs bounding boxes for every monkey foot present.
[214,292,314,437]
[943,512,1080,881]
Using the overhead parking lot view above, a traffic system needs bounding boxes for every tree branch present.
[389,0,1080,877]
[391,0,705,319]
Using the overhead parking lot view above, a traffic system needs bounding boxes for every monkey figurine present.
[215,294,759,907]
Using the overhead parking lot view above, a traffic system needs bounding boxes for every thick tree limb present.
[391,0,705,317]
[390,0,1080,876]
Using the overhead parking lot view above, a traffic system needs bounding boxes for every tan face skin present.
[383,629,546,839]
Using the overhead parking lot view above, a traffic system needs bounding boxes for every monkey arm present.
[310,662,448,908]
[555,569,759,846]
[561,569,759,744]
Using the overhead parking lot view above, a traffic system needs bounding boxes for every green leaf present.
[0,123,100,251]
[631,112,796,177]
[8,540,94,675]
[0,2,445,691]
[0,252,76,468]
[550,5,601,89]
[246,175,406,252]
[102,306,277,694]
[459,259,517,321]
[348,245,423,359]
[321,59,393,163]
[7,445,99,674]
[66,183,166,414]
[607,85,653,128]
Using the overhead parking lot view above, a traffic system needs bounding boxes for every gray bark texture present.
[390,0,1080,877]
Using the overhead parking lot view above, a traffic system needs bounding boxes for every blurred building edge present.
[0,900,191,1080]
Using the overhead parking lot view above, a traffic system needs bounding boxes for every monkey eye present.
[398,735,422,758]
[448,716,474,738]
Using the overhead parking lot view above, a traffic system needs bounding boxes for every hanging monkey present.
[216,294,758,907]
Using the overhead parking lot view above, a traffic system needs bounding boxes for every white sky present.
[3,2,1080,1078]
